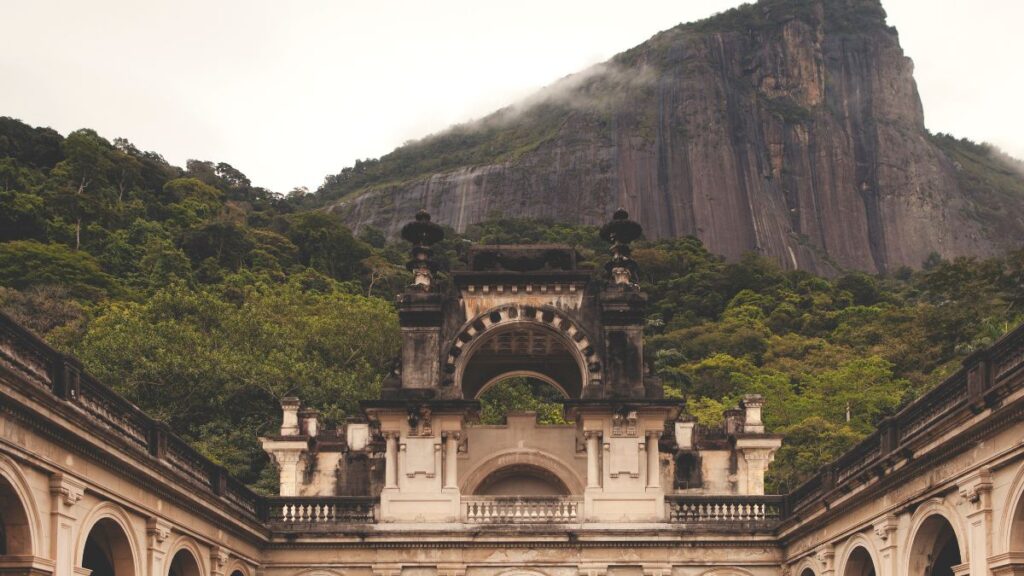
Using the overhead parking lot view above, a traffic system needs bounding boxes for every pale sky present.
[2,1,1022,193]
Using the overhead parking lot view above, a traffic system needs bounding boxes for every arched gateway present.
[263,210,782,522]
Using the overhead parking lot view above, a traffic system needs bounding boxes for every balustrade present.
[667,496,784,525]
[463,496,581,523]
[267,497,376,524]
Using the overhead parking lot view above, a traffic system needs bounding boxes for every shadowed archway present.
[908,514,962,576]
[81,518,136,576]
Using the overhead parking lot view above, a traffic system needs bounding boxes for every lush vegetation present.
[2,117,1023,495]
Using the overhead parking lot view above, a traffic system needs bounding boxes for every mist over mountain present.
[314,0,1024,274]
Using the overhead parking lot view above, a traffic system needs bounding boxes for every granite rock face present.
[327,0,1013,274]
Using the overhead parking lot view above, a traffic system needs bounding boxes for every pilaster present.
[145,518,172,576]
[874,513,900,576]
[959,468,994,576]
[816,545,835,576]
[48,474,83,576]
[209,546,230,576]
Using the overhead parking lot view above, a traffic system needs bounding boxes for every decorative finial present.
[600,208,642,287]
[401,209,444,291]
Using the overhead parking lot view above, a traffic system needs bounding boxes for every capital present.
[146,517,172,548]
[958,468,993,510]
[874,513,899,542]
[49,472,84,509]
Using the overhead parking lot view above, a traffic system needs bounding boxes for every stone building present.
[0,210,1022,576]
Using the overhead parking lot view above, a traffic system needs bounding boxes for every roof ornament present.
[401,210,444,292]
[600,208,642,288]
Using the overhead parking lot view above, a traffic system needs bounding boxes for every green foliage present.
[2,116,1023,495]
[0,240,114,299]
[478,377,568,425]
[64,280,399,487]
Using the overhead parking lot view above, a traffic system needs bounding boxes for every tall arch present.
[444,305,600,399]
[77,503,141,576]
[165,541,203,576]
[1002,463,1024,555]
[905,500,968,576]
[0,456,42,557]
[838,537,879,576]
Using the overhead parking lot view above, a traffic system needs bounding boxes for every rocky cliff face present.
[322,0,1022,274]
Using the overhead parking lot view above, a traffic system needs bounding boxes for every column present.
[49,474,84,576]
[443,432,460,490]
[384,432,398,489]
[585,431,601,488]
[274,450,305,496]
[646,431,662,489]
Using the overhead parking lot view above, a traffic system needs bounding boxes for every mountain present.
[316,0,1024,275]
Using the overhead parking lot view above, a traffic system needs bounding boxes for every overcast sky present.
[2,1,1022,193]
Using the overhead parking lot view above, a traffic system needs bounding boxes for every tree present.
[0,240,114,299]
[284,212,371,281]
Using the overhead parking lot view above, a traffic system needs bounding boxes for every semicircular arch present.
[164,536,206,576]
[903,497,969,571]
[460,447,585,495]
[837,534,880,576]
[0,454,44,557]
[792,555,823,576]
[476,370,571,400]
[76,502,143,576]
[1000,461,1024,555]
[444,304,601,398]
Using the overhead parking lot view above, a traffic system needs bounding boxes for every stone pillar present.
[958,468,993,576]
[741,394,765,433]
[646,431,661,489]
[742,451,769,495]
[443,432,460,490]
[146,518,172,576]
[384,432,399,489]
[49,474,84,576]
[874,513,899,576]
[585,431,601,488]
[280,397,300,435]
[274,450,306,496]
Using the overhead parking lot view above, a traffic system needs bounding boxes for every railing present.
[785,318,1024,518]
[0,313,264,525]
[667,495,784,526]
[266,497,376,525]
[463,496,582,523]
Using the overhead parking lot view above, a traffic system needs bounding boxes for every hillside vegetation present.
[2,117,1023,493]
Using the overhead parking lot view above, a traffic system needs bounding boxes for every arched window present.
[81,519,135,576]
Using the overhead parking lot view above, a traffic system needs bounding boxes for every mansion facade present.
[0,210,1021,576]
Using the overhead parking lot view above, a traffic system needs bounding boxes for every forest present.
[2,116,1022,494]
